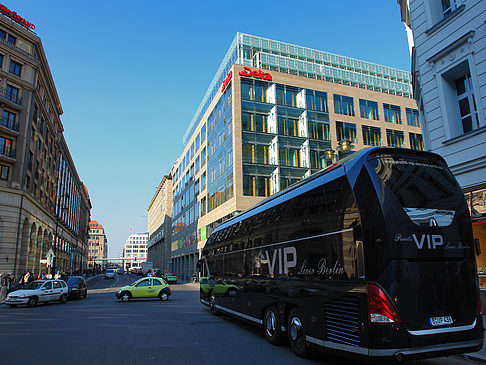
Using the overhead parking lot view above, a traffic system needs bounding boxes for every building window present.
[243,174,271,197]
[2,110,15,129]
[280,177,299,190]
[455,72,479,134]
[9,60,21,76]
[0,137,12,157]
[406,108,421,127]
[7,34,15,45]
[306,90,328,112]
[336,121,357,143]
[334,94,355,116]
[279,147,301,167]
[278,116,299,136]
[308,120,330,141]
[201,172,206,191]
[310,150,328,170]
[242,143,270,164]
[242,112,269,133]
[384,104,402,124]
[241,80,267,103]
[201,147,206,167]
[359,99,379,120]
[0,164,8,180]
[6,85,19,104]
[386,129,405,148]
[276,85,299,107]
[409,133,424,151]
[362,125,381,146]
[441,0,457,17]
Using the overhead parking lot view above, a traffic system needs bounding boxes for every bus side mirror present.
[474,239,481,256]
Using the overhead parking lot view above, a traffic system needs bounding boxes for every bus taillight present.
[367,284,401,324]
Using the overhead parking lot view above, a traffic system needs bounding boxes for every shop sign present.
[0,4,35,30]
[238,66,272,81]
[221,71,232,93]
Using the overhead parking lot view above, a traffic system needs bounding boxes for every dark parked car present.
[66,276,87,300]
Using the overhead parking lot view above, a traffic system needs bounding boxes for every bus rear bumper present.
[306,336,483,361]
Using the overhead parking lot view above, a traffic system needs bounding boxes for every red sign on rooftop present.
[238,66,272,81]
[0,4,35,30]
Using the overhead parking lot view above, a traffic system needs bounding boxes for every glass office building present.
[169,33,422,280]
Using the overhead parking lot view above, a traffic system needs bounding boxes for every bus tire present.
[264,306,284,345]
[288,308,311,358]
[209,291,219,315]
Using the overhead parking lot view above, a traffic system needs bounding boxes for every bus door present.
[366,151,481,335]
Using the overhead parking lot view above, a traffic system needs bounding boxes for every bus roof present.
[210,147,444,237]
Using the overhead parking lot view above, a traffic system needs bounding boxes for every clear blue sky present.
[10,1,411,258]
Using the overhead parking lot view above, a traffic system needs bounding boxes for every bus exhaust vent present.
[324,296,360,347]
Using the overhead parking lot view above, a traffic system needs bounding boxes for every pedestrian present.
[0,272,8,304]
[9,275,19,293]
[26,271,33,284]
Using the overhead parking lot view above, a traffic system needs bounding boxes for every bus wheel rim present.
[290,317,302,342]
[265,311,276,336]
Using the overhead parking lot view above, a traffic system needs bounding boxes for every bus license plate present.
[429,316,453,326]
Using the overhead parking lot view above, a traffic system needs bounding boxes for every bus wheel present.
[264,306,283,345]
[209,291,219,315]
[288,308,311,358]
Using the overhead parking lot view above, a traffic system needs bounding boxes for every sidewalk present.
[463,315,485,362]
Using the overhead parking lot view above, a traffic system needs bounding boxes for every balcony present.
[0,38,39,63]
[0,87,23,107]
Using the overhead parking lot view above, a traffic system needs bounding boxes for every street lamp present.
[337,138,354,159]
[323,148,335,167]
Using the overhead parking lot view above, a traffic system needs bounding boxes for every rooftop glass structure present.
[183,33,413,145]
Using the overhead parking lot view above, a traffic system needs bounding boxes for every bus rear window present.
[369,154,463,215]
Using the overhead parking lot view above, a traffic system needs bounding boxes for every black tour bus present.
[198,147,483,362]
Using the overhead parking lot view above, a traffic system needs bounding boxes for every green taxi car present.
[116,277,171,302]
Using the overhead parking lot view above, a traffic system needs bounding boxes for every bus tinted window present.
[370,155,461,211]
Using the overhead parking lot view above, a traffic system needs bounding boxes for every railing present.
[0,38,39,63]
[0,87,23,106]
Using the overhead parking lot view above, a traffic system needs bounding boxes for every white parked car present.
[104,268,115,279]
[5,279,69,308]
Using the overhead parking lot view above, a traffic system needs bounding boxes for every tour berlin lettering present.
[297,258,345,276]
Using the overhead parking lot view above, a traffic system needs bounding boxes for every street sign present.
[40,259,47,264]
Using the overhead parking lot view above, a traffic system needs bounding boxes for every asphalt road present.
[0,274,479,365]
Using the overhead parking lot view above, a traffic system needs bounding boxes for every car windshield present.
[67,277,79,285]
[106,269,113,273]
[23,281,45,290]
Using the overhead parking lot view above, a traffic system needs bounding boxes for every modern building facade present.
[122,232,147,270]
[88,220,108,269]
[167,33,423,281]
[398,0,486,283]
[147,175,172,272]
[0,5,91,276]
